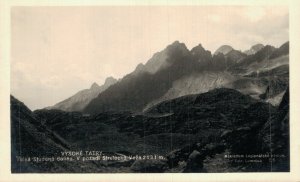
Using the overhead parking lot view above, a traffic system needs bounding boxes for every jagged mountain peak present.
[166,40,189,54]
[251,43,264,50]
[244,43,264,55]
[136,41,190,75]
[90,82,100,89]
[191,43,204,50]
[261,45,276,53]
[191,43,210,54]
[133,63,145,73]
[170,40,186,47]
[104,76,117,85]
[214,45,234,55]
[190,43,212,63]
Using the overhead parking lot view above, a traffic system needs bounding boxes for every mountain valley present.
[11,41,290,172]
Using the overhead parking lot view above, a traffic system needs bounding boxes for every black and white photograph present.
[1,0,300,181]
[9,5,291,173]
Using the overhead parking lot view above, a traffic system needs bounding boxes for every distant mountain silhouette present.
[214,45,234,55]
[244,44,264,55]
[47,77,117,112]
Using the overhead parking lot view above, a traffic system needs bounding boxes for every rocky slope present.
[28,88,289,172]
[11,96,99,172]
[143,71,236,111]
[227,42,289,105]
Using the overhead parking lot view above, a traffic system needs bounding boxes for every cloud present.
[244,7,266,22]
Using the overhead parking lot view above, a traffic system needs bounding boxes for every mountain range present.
[81,41,288,115]
[11,40,289,172]
[44,41,288,115]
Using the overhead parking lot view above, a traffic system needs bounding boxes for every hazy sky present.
[11,6,289,110]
